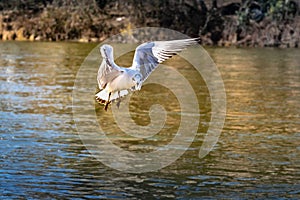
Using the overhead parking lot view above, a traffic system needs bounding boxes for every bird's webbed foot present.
[116,99,121,108]
[104,101,111,111]
[116,91,121,108]
[104,92,112,111]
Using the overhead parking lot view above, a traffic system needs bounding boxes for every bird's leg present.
[116,91,121,108]
[104,92,111,111]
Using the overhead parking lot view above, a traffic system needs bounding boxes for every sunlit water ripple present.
[0,42,299,199]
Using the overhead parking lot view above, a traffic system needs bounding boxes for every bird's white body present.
[95,38,199,110]
[106,69,134,92]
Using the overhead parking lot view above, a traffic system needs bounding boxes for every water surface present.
[0,42,299,199]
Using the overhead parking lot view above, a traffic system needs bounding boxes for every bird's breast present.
[107,72,135,92]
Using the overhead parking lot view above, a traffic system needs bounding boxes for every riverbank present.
[0,0,299,47]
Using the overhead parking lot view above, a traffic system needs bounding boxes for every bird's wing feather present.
[130,38,199,82]
[97,49,123,90]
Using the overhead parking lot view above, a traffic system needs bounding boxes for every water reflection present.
[0,42,299,198]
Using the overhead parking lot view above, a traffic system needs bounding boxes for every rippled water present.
[0,42,299,199]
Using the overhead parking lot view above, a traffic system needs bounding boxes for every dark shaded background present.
[0,0,299,46]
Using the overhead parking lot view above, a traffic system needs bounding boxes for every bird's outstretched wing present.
[130,38,200,82]
[97,45,123,90]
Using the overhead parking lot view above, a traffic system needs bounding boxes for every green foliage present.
[267,0,297,20]
[236,7,249,26]
[237,0,298,26]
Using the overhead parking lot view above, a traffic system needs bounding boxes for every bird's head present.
[100,44,113,59]
[132,73,142,90]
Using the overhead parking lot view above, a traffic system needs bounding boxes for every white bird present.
[95,38,200,111]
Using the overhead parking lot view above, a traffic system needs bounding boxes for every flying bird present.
[96,38,200,111]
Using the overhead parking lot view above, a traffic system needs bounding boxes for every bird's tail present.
[95,90,128,104]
